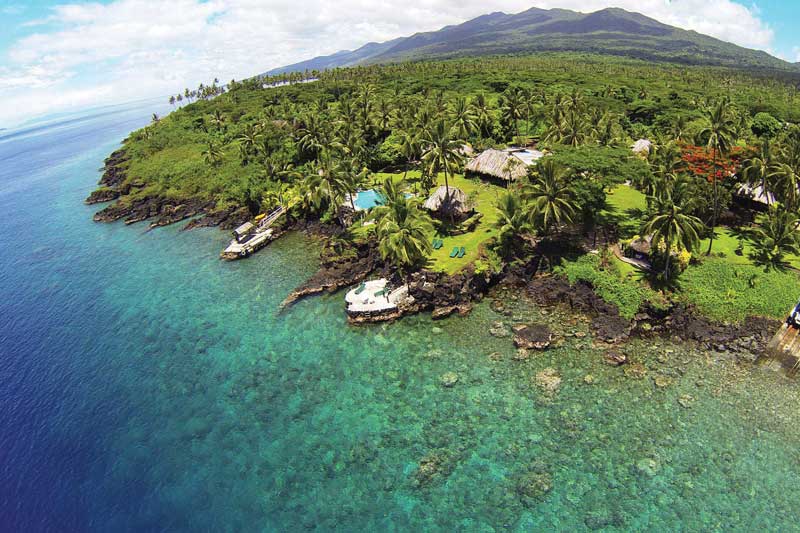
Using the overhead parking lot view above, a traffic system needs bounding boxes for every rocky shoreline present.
[86,148,251,230]
[89,148,779,358]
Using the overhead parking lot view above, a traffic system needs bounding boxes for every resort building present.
[465,147,544,185]
[423,185,472,220]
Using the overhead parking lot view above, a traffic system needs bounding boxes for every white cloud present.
[0,0,780,125]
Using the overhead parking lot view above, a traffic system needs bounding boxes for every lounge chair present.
[374,288,387,298]
[457,246,466,258]
[354,282,366,295]
[449,246,459,258]
[436,239,444,250]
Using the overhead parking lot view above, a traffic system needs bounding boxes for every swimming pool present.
[352,190,412,211]
[352,189,384,210]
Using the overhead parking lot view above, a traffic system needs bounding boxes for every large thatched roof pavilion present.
[465,148,543,184]
[423,186,472,219]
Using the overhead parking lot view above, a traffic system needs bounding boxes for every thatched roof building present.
[736,183,776,207]
[423,186,471,218]
[631,139,652,156]
[626,235,652,257]
[465,148,543,182]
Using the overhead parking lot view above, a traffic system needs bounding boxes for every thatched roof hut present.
[631,139,652,156]
[627,235,652,256]
[423,186,471,218]
[737,183,776,207]
[466,149,529,182]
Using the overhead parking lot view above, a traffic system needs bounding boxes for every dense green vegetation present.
[555,254,662,319]
[100,52,800,322]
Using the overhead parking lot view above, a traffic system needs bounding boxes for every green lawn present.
[700,226,800,270]
[427,173,504,273]
[602,184,647,237]
[356,171,505,274]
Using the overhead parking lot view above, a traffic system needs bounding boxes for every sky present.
[0,0,798,127]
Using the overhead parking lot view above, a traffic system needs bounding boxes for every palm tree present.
[697,98,736,254]
[201,142,224,166]
[559,110,589,147]
[370,179,433,279]
[641,187,704,280]
[494,190,532,258]
[210,110,226,132]
[500,87,523,142]
[450,97,476,140]
[397,127,420,185]
[470,93,493,139]
[770,162,800,210]
[524,159,578,237]
[421,119,463,200]
[236,126,262,166]
[742,140,773,203]
[747,206,800,270]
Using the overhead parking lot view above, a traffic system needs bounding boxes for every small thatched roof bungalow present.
[736,183,776,208]
[466,148,533,183]
[626,235,653,259]
[631,139,652,156]
[423,186,471,219]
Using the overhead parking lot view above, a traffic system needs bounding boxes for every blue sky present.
[0,0,798,127]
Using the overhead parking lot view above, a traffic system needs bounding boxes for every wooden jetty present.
[765,322,800,371]
[220,206,285,260]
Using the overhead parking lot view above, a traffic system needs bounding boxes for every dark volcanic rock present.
[84,188,120,204]
[98,149,129,188]
[513,324,553,350]
[282,241,379,308]
[527,275,632,343]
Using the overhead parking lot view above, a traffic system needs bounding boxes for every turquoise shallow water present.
[2,102,800,531]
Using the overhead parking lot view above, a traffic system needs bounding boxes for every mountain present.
[263,7,794,75]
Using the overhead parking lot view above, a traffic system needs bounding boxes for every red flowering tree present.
[680,143,748,183]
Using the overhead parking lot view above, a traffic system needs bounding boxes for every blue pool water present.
[3,100,800,531]
[353,189,384,210]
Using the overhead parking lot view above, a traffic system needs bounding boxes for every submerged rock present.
[603,350,628,366]
[623,362,647,379]
[635,458,660,477]
[413,450,454,487]
[489,321,510,338]
[439,372,459,388]
[513,324,553,350]
[534,368,562,394]
[515,462,554,504]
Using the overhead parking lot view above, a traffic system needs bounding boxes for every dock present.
[765,322,800,372]
[220,206,285,260]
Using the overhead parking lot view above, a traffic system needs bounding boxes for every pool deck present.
[345,279,410,314]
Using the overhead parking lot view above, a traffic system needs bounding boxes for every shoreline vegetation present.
[87,53,800,362]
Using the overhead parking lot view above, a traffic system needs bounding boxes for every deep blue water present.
[3,101,800,532]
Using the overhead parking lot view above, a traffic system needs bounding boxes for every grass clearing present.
[602,184,647,237]
[359,171,505,274]
[680,258,800,322]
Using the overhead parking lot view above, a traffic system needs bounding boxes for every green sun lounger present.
[354,282,366,295]
[457,246,466,258]
[436,239,444,249]
[374,288,388,297]
[449,246,459,258]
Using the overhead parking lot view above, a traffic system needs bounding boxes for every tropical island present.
[86,8,800,365]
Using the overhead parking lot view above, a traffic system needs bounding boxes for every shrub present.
[555,254,658,319]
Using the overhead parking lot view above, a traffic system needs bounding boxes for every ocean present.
[2,100,800,531]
